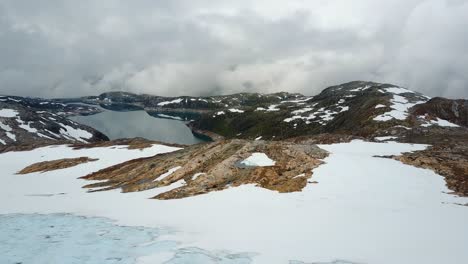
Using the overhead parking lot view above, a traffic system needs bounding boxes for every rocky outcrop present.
[0,101,109,147]
[395,142,468,197]
[411,97,468,127]
[80,139,328,199]
[17,157,98,174]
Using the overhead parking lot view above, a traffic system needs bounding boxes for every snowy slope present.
[0,104,108,146]
[0,141,467,263]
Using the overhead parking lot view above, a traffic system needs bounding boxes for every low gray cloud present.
[0,0,467,98]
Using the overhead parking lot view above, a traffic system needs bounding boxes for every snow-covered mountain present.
[188,81,466,141]
[68,81,467,142]
[0,96,108,148]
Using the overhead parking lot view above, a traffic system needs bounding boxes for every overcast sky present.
[0,0,467,98]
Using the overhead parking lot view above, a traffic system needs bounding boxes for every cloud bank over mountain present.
[1,0,467,98]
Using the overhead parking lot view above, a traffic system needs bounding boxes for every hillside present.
[70,81,467,142]
[0,96,108,149]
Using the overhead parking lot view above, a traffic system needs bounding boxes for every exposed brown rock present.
[81,139,328,199]
[395,143,468,197]
[187,123,224,142]
[411,97,468,127]
[17,157,98,174]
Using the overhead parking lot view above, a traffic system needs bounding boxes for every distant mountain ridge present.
[1,81,467,148]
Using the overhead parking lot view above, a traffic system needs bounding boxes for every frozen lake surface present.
[0,213,253,264]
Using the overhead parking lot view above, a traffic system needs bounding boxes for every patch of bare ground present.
[17,157,98,174]
[394,143,468,197]
[80,139,328,199]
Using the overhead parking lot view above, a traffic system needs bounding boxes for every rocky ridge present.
[0,99,108,148]
[17,157,98,175]
[80,139,327,199]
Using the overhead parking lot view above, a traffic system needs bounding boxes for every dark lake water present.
[70,110,206,145]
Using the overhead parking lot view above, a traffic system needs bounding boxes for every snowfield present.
[374,95,426,121]
[157,98,184,106]
[420,117,460,128]
[240,152,276,167]
[0,141,467,264]
[0,108,19,118]
[229,108,245,113]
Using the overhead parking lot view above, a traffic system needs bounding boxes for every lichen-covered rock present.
[81,139,328,199]
[17,157,98,174]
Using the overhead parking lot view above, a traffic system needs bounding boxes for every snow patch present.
[157,98,184,106]
[192,173,206,181]
[229,108,244,113]
[0,121,12,131]
[59,124,93,142]
[374,136,398,141]
[292,108,314,115]
[384,87,415,95]
[284,116,303,123]
[374,95,426,121]
[158,166,182,181]
[266,105,280,112]
[0,109,19,118]
[420,117,459,128]
[349,85,371,92]
[18,120,38,133]
[6,132,16,141]
[240,152,276,167]
[157,114,183,121]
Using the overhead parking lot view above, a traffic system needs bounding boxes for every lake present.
[70,110,206,145]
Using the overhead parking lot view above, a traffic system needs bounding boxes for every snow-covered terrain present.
[229,108,245,113]
[0,105,106,145]
[420,117,460,128]
[1,140,467,263]
[0,109,19,118]
[158,98,184,106]
[374,94,427,121]
[240,152,276,167]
